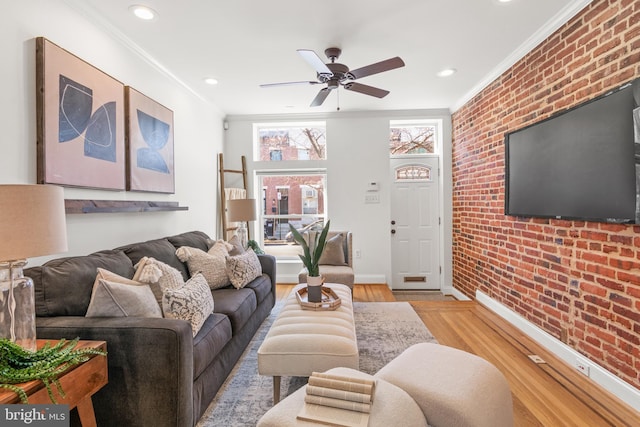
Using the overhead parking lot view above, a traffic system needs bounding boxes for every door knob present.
[391,220,396,225]
[391,229,396,234]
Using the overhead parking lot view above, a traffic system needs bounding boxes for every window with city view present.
[389,120,438,155]
[255,122,326,161]
[257,173,327,258]
[254,122,328,258]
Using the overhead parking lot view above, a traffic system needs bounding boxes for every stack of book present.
[296,372,376,427]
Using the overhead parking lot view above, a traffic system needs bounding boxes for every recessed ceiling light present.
[129,5,157,21]
[204,77,219,85]
[437,68,457,77]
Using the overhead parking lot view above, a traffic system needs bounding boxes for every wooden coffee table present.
[0,340,107,427]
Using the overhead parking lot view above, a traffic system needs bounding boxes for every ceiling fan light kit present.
[260,47,405,107]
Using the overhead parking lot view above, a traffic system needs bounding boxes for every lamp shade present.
[0,185,68,261]
[227,198,257,222]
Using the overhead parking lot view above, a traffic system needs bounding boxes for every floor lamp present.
[0,185,67,351]
[227,198,256,249]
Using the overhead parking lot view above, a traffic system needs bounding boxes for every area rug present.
[197,301,437,427]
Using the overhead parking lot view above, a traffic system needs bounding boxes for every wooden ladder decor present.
[218,153,250,240]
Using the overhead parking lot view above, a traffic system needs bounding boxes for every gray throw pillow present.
[318,233,347,266]
[86,273,162,318]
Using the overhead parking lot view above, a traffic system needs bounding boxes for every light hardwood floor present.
[277,284,639,426]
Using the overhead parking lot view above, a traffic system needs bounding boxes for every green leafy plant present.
[0,338,107,404]
[247,239,264,254]
[288,220,331,277]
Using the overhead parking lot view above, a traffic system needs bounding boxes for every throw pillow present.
[318,233,348,266]
[226,234,245,256]
[162,273,214,337]
[133,257,185,306]
[225,249,262,289]
[175,244,231,290]
[86,277,162,318]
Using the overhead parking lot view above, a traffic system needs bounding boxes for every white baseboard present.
[476,290,640,412]
[355,274,387,284]
[448,287,470,301]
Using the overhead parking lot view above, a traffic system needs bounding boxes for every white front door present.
[390,156,440,290]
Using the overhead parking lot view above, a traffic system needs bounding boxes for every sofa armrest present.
[258,254,277,296]
[36,316,194,427]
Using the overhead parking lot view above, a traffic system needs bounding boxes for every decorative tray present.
[295,286,342,311]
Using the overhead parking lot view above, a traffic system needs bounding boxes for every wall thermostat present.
[367,182,379,192]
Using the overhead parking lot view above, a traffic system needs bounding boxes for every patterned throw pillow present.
[175,242,232,290]
[162,273,214,337]
[133,257,185,307]
[225,249,262,289]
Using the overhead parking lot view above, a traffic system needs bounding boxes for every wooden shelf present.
[65,199,188,214]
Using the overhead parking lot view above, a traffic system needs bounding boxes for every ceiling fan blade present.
[297,49,332,76]
[310,88,331,107]
[346,57,405,80]
[343,82,389,98]
[260,81,321,88]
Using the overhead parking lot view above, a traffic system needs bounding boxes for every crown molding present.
[450,0,593,113]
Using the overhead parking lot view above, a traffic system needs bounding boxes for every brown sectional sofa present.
[25,231,276,427]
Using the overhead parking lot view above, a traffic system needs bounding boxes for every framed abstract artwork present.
[125,87,175,193]
[36,37,125,190]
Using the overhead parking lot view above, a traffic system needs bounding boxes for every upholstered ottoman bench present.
[375,343,514,427]
[256,367,428,427]
[257,283,359,403]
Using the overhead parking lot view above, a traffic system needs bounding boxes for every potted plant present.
[288,220,331,302]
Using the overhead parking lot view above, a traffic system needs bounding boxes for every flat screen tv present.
[505,78,640,224]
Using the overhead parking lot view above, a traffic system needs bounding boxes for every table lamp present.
[227,198,256,249]
[0,184,68,351]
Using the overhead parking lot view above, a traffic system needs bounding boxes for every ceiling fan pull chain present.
[337,88,340,111]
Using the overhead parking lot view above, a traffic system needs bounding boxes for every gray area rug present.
[197,301,437,427]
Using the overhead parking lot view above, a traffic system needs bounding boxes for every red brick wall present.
[451,0,640,390]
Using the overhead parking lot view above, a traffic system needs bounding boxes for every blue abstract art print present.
[125,87,175,193]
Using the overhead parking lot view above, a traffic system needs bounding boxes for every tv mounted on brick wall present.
[505,77,640,224]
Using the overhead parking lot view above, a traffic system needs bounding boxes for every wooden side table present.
[0,340,108,427]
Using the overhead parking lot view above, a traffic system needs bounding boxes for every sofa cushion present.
[167,231,210,252]
[32,250,135,317]
[117,238,190,281]
[192,313,233,379]
[163,273,214,337]
[211,288,257,334]
[243,274,274,305]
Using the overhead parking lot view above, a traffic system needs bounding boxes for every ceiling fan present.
[260,47,405,107]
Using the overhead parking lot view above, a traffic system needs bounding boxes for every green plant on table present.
[288,220,331,277]
[0,338,107,404]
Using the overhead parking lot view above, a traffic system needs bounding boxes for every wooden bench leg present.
[273,376,281,405]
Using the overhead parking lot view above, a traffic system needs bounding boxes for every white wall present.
[1,0,224,265]
[224,110,453,287]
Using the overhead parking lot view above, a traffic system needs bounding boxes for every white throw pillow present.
[162,273,214,337]
[175,242,232,290]
[133,256,185,307]
[225,249,262,289]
